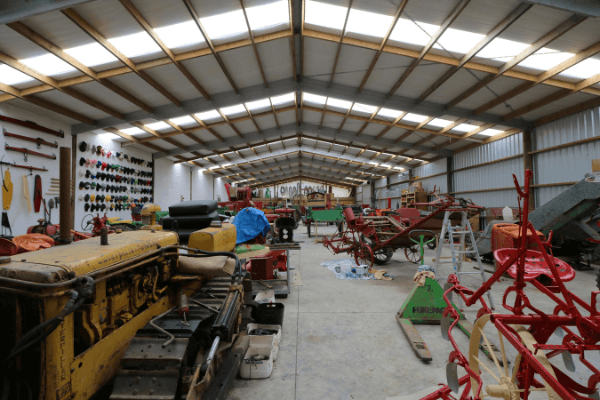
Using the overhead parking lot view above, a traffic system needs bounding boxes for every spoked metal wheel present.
[467,314,563,400]
[404,244,422,263]
[353,240,374,270]
[373,246,394,265]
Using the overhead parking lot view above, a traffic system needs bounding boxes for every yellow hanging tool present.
[2,168,13,210]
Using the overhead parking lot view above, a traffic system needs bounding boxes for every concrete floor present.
[228,224,600,400]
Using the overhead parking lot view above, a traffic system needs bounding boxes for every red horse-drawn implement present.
[322,194,483,269]
[418,170,599,400]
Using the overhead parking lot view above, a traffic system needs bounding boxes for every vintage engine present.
[0,227,249,400]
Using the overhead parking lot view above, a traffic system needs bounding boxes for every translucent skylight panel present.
[377,107,403,119]
[65,43,117,67]
[518,48,573,71]
[246,0,289,31]
[560,58,600,79]
[480,129,503,137]
[200,10,247,40]
[428,118,453,128]
[220,104,247,116]
[21,54,75,76]
[246,98,271,110]
[195,110,221,121]
[402,113,428,123]
[154,21,205,49]
[476,38,530,61]
[108,32,162,58]
[435,28,485,54]
[270,92,295,105]
[352,103,377,114]
[99,132,121,140]
[121,127,145,135]
[304,0,347,30]
[0,65,34,85]
[303,92,327,105]
[390,18,433,47]
[170,116,196,126]
[146,121,171,130]
[453,123,478,132]
[326,97,352,110]
[346,8,394,38]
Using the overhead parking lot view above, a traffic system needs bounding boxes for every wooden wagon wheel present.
[404,244,421,263]
[468,314,562,400]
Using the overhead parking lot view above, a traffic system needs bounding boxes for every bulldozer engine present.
[0,227,251,400]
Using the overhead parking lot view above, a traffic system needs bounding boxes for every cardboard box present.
[593,159,600,172]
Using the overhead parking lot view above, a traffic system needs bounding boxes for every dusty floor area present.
[228,223,600,400]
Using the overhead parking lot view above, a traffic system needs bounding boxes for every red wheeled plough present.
[322,195,483,269]
[419,170,600,400]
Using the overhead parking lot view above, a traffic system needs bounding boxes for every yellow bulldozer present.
[0,224,252,400]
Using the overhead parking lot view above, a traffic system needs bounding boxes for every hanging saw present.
[3,129,58,148]
[0,114,64,138]
[5,143,56,162]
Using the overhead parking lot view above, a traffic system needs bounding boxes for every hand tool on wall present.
[0,160,48,172]
[5,144,56,161]
[0,114,64,137]
[3,129,58,148]
[34,175,42,213]
[2,166,12,211]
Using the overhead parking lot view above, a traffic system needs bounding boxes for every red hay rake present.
[421,170,600,400]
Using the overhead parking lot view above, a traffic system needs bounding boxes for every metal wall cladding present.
[454,133,522,169]
[453,158,524,198]
[534,105,600,207]
[419,175,447,194]
[414,158,447,177]
[460,190,520,208]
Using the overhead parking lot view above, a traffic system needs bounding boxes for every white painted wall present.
[74,131,153,229]
[191,167,214,201]
[0,103,73,236]
[213,177,230,202]
[153,158,191,210]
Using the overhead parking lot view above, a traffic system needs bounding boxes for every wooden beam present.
[446,14,586,109]
[534,96,600,127]
[61,8,182,106]
[417,3,532,103]
[182,0,239,93]
[475,39,600,115]
[0,29,294,104]
[6,21,154,113]
[387,0,471,97]
[358,0,408,92]
[118,0,210,99]
[328,0,353,87]
[239,0,269,88]
[0,50,125,119]
[393,117,434,143]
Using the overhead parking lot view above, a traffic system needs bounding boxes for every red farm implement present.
[417,169,599,400]
[322,195,483,269]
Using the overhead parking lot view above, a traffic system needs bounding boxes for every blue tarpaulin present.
[233,208,271,244]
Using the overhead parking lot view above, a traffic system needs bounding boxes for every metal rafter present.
[446,14,587,109]
[182,0,239,93]
[387,0,471,97]
[60,8,183,106]
[417,3,532,103]
[155,122,453,160]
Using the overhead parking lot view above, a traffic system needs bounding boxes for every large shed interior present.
[0,0,599,399]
